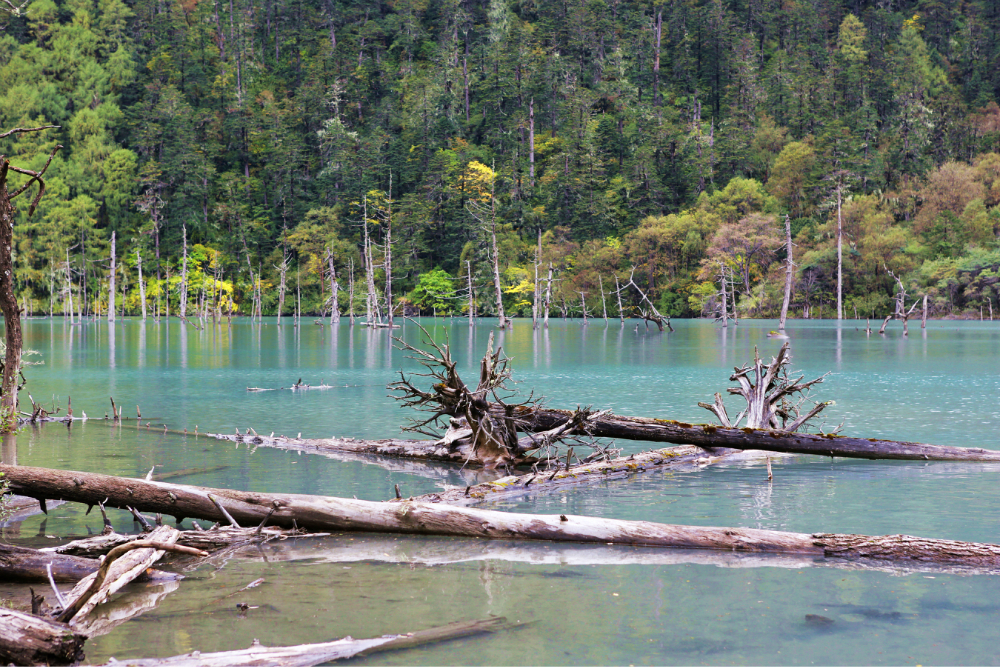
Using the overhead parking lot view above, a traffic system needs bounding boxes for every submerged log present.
[0,541,100,582]
[93,617,511,667]
[401,445,724,506]
[0,608,86,666]
[6,464,1000,568]
[58,526,207,626]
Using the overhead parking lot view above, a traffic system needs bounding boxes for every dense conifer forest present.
[3,0,1000,320]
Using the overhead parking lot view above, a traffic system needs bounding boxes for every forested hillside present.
[2,0,1000,320]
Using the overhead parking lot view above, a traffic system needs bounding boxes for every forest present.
[2,0,1000,321]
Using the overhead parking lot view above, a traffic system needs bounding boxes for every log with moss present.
[6,463,1000,568]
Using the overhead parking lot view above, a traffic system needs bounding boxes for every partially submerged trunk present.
[7,464,1000,568]
[92,617,511,667]
[210,408,1000,465]
[503,406,1000,462]
[0,541,100,582]
[0,608,85,666]
[403,445,724,506]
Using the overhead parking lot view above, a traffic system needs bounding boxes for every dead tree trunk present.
[922,294,927,328]
[385,174,393,325]
[0,128,59,429]
[0,542,100,582]
[276,233,288,324]
[137,249,146,321]
[108,231,116,322]
[543,263,553,328]
[0,609,85,666]
[91,618,511,667]
[780,214,793,331]
[179,225,188,319]
[8,464,1000,568]
[327,249,339,324]
[697,342,827,431]
[466,260,475,325]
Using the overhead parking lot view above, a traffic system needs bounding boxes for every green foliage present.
[3,0,1000,321]
[407,268,456,314]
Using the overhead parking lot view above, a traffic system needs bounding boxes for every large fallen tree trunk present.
[0,608,86,666]
[93,617,512,667]
[502,406,1000,461]
[6,464,1000,568]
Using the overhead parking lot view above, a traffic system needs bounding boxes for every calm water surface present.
[2,317,1000,665]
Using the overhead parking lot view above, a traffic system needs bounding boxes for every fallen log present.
[0,608,86,665]
[6,464,1000,568]
[58,526,207,626]
[208,408,1000,466]
[43,525,305,559]
[93,617,511,667]
[504,407,1000,461]
[0,541,101,582]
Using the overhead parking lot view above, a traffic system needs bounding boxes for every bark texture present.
[0,542,100,582]
[6,464,1000,567]
[0,609,86,666]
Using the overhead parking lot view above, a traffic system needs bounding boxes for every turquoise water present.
[3,317,1000,664]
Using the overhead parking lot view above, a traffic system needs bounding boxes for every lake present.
[2,316,1000,665]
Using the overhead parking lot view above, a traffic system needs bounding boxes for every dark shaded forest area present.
[2,0,1000,320]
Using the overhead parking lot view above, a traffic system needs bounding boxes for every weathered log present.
[44,525,319,559]
[0,541,100,582]
[207,405,1000,466]
[401,445,723,506]
[59,526,206,626]
[0,608,86,665]
[92,617,511,667]
[504,407,1000,461]
[6,464,1000,567]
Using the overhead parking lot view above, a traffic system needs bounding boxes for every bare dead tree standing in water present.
[327,247,340,324]
[0,125,60,430]
[779,214,793,332]
[108,231,116,322]
[276,227,289,324]
[136,248,146,321]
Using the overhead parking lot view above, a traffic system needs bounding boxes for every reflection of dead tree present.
[698,342,831,432]
[388,321,608,467]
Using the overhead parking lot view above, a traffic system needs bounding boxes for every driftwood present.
[58,526,206,625]
[0,608,86,666]
[400,445,726,506]
[44,525,319,559]
[697,342,829,431]
[0,541,100,582]
[207,406,1000,465]
[93,617,511,667]
[6,464,1000,568]
[388,324,613,468]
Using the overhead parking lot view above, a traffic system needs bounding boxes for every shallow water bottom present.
[55,534,998,666]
